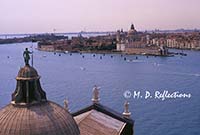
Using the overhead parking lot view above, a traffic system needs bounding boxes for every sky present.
[0,0,200,34]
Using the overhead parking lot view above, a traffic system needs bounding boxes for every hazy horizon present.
[1,0,200,34]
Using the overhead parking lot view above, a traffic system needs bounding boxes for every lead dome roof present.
[0,101,80,135]
[0,55,80,135]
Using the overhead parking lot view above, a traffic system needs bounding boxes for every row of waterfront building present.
[116,24,200,56]
[37,24,200,56]
[147,32,200,50]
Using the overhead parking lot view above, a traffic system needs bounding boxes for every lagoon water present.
[0,42,200,135]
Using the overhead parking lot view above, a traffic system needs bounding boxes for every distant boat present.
[43,55,47,57]
[179,52,187,56]
[64,51,69,54]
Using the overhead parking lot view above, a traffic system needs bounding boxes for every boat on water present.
[179,52,187,56]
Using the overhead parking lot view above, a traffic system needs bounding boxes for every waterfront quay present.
[37,24,200,56]
[1,24,200,56]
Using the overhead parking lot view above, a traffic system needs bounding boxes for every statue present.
[23,48,32,65]
[123,101,131,118]
[64,99,69,111]
[92,85,100,103]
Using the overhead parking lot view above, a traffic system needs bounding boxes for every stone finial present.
[92,85,100,104]
[64,98,69,111]
[123,101,131,118]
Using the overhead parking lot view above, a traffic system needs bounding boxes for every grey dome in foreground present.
[0,101,80,135]
[0,52,80,135]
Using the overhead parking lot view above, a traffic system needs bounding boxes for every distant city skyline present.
[1,0,200,34]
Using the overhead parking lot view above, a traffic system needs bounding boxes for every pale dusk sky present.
[0,0,200,34]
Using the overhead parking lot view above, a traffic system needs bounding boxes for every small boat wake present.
[194,73,200,77]
[126,59,144,63]
[163,72,200,77]
[180,73,200,77]
[80,67,86,71]
[153,62,161,66]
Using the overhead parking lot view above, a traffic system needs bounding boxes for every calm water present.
[0,42,200,135]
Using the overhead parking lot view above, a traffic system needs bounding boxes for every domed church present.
[128,24,137,36]
[0,48,134,135]
[0,49,80,135]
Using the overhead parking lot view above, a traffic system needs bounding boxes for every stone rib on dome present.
[0,101,80,135]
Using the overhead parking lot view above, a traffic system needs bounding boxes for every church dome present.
[128,24,137,36]
[0,49,80,135]
[0,101,80,135]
